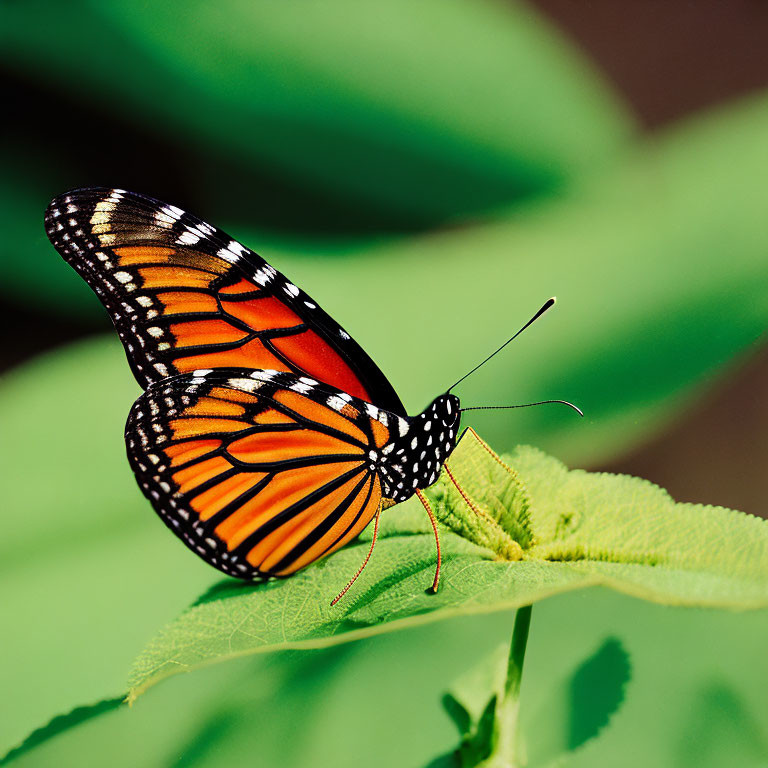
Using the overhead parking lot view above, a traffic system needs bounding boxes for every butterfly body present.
[376,393,460,502]
[46,188,460,582]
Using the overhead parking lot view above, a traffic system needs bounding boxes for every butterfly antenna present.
[460,399,584,417]
[331,506,382,607]
[447,297,556,393]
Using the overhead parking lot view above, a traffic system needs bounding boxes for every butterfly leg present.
[330,504,383,607]
[415,489,442,595]
[442,462,499,529]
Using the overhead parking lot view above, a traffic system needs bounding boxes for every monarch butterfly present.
[45,188,578,603]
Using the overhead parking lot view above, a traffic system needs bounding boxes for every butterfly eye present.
[441,398,459,427]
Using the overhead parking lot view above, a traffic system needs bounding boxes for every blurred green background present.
[1,1,767,766]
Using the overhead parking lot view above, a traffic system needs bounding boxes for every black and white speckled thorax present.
[376,393,461,502]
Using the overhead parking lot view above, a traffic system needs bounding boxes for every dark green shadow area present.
[0,697,125,766]
[568,638,631,750]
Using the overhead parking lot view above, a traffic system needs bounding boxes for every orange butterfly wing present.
[46,188,405,414]
[126,369,399,577]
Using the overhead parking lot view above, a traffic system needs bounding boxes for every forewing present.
[125,369,400,578]
[45,187,405,414]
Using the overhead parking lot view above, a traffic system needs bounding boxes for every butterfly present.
[45,187,574,602]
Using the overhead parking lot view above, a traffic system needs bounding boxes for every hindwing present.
[125,369,406,577]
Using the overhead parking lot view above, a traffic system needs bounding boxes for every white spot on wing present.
[217,247,238,264]
[250,370,277,381]
[155,205,183,227]
[229,377,262,392]
[177,230,200,245]
[228,240,246,257]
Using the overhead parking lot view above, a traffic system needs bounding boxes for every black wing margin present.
[45,187,405,415]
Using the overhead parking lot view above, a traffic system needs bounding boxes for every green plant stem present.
[505,604,532,700]
[486,604,533,768]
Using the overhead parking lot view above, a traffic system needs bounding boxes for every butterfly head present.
[422,392,461,433]
[410,392,461,474]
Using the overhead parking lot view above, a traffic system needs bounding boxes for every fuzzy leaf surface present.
[128,430,768,700]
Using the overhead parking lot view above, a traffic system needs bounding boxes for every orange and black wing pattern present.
[45,188,405,415]
[126,368,405,578]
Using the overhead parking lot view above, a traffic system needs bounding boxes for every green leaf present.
[524,639,631,767]
[440,645,508,767]
[440,637,631,768]
[8,591,768,768]
[5,618,509,768]
[567,639,631,751]
[444,645,509,742]
[0,699,124,767]
[0,0,632,321]
[429,436,532,559]
[1,0,631,223]
[674,681,768,768]
[127,429,768,701]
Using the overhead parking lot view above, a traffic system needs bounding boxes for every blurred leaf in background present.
[0,0,631,316]
[252,94,768,464]
[3,0,767,466]
[440,636,631,767]
[3,591,767,768]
